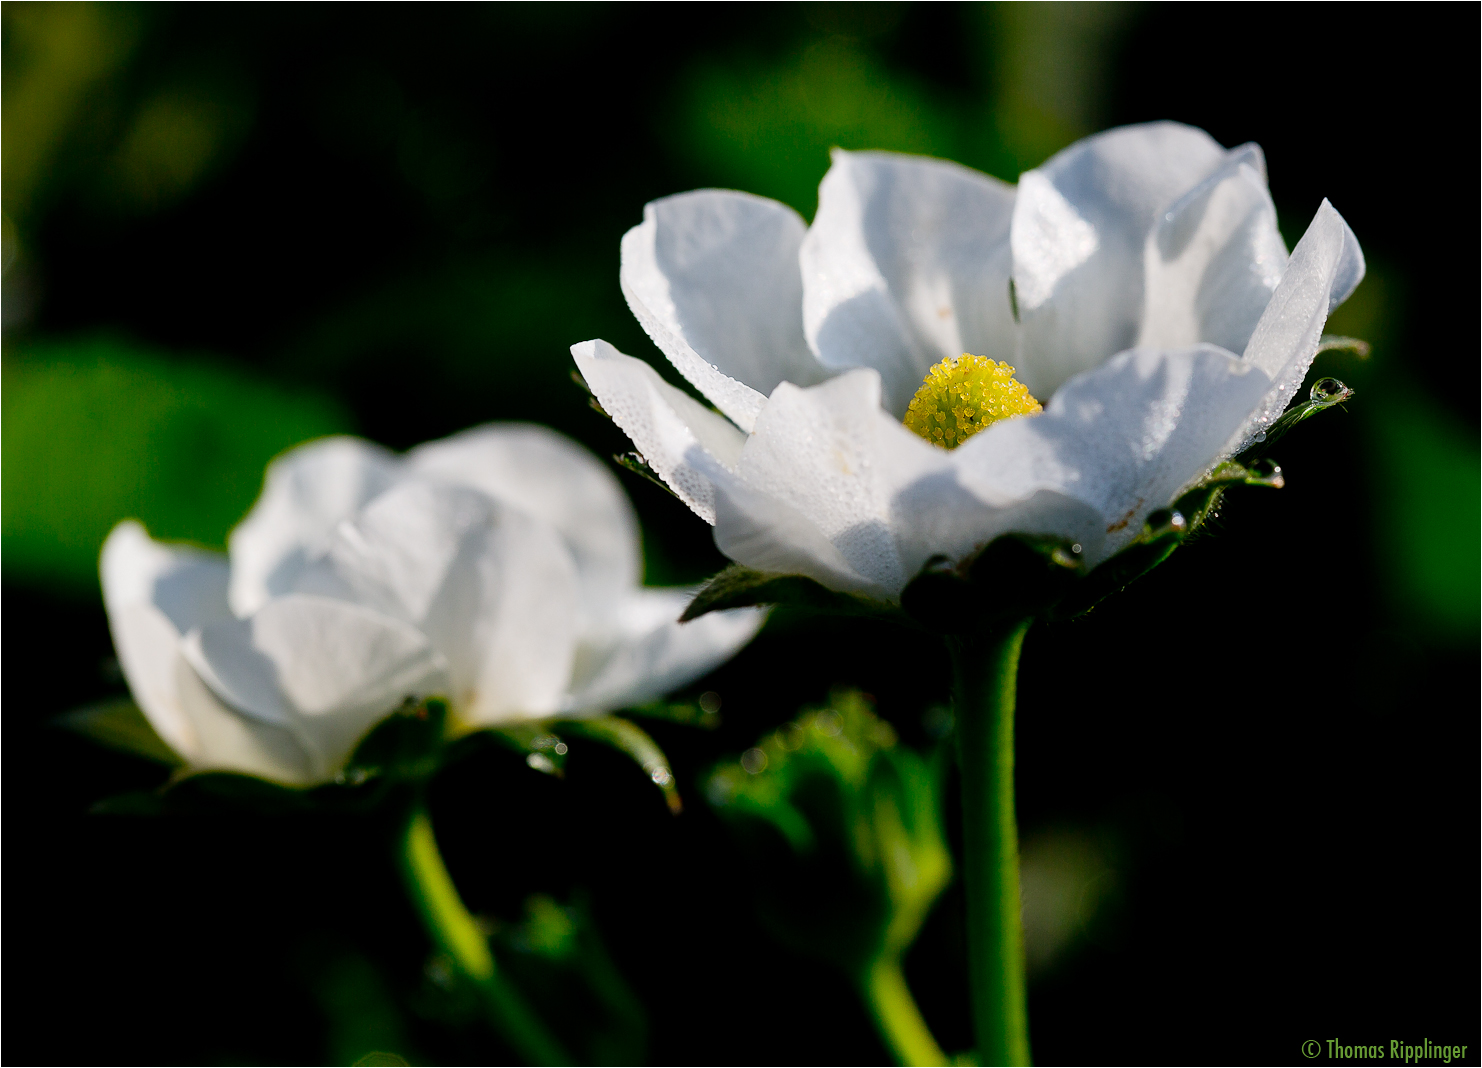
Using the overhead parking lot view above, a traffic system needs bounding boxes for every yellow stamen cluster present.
[903,354,1042,448]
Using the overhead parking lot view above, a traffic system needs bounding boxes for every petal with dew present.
[1138,144,1289,355]
[622,191,825,432]
[729,369,912,595]
[565,588,766,714]
[958,344,1272,560]
[406,423,640,610]
[1011,121,1229,398]
[1229,200,1365,451]
[802,150,1018,416]
[571,339,743,524]
[228,436,400,617]
[183,594,450,778]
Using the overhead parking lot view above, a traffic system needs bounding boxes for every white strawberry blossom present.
[573,122,1363,600]
[101,424,765,784]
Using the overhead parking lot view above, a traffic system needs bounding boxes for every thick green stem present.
[949,620,1032,1067]
[398,804,570,1066]
[861,954,948,1066]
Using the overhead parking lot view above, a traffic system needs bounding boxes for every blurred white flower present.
[573,121,1364,600]
[101,424,765,784]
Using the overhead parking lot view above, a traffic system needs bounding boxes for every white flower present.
[572,121,1364,601]
[100,424,765,785]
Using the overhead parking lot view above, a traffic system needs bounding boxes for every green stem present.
[949,619,1033,1067]
[861,954,949,1066]
[398,804,570,1066]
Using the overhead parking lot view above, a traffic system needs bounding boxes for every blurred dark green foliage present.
[4,4,1477,1066]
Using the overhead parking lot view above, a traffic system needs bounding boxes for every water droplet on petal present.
[1253,430,1267,442]
[1144,509,1188,537]
[740,748,768,774]
[1310,377,1352,404]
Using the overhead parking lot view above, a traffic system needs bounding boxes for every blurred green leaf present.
[1,336,351,591]
[682,37,956,218]
[55,697,182,766]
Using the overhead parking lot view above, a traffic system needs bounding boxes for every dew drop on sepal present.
[1244,458,1284,487]
[1144,509,1188,537]
[1253,430,1267,442]
[1310,377,1351,403]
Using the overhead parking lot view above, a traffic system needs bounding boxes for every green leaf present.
[681,562,908,625]
[54,698,183,766]
[555,716,682,814]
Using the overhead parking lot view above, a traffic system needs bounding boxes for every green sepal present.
[612,451,680,501]
[681,562,908,626]
[1239,376,1355,460]
[1316,334,1371,359]
[901,533,1086,635]
[53,698,183,767]
[625,697,722,729]
[553,716,682,813]
[341,697,450,786]
[487,721,570,778]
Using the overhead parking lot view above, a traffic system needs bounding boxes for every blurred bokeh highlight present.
[4,4,1476,1065]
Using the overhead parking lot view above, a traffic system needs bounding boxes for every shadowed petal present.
[958,344,1272,559]
[406,423,641,609]
[622,191,825,431]
[228,436,399,617]
[184,594,450,778]
[566,588,766,714]
[1012,122,1229,398]
[802,150,1018,416]
[101,521,233,760]
[1137,144,1288,355]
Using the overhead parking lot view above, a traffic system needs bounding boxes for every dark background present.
[4,4,1477,1065]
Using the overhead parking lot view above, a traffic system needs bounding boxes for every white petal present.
[406,423,640,609]
[1011,122,1230,398]
[307,480,583,726]
[729,369,912,594]
[958,344,1272,559]
[621,191,825,432]
[100,521,233,760]
[172,653,318,784]
[565,588,766,714]
[1137,144,1288,355]
[1230,200,1365,448]
[228,436,400,617]
[802,150,1018,416]
[571,340,743,524]
[184,594,450,778]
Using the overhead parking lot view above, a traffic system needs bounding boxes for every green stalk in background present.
[861,953,948,1066]
[949,619,1033,1067]
[398,803,571,1066]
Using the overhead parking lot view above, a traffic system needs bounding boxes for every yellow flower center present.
[903,353,1042,448]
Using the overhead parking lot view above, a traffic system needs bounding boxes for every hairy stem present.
[399,804,570,1065]
[949,619,1032,1066]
